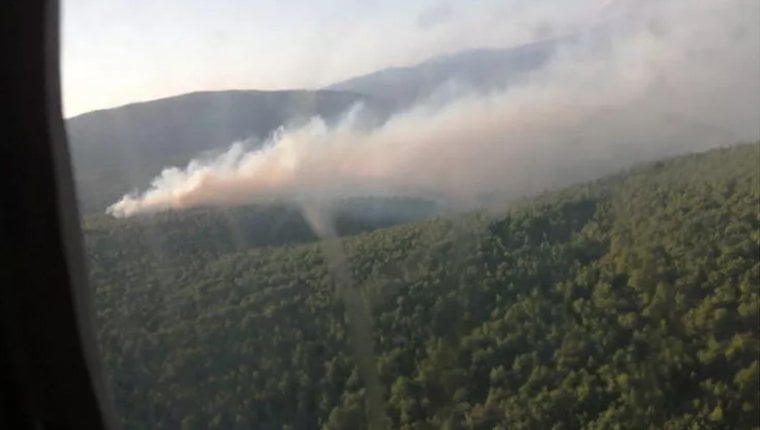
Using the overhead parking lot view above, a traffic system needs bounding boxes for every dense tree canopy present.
[84,143,759,429]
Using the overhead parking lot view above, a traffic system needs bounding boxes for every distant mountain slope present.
[326,39,557,107]
[66,90,389,213]
[66,42,560,214]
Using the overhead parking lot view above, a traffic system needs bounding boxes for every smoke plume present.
[107,0,759,218]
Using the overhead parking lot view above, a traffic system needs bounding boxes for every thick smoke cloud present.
[107,0,759,218]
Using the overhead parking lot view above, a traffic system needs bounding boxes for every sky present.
[61,0,603,117]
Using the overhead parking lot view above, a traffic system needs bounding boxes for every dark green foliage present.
[85,197,438,263]
[86,143,760,429]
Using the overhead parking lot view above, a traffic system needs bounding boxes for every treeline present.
[84,196,437,263]
[85,143,759,429]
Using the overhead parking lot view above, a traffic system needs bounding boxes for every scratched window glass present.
[61,1,760,428]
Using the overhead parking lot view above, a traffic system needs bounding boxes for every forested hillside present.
[84,197,438,261]
[85,143,759,429]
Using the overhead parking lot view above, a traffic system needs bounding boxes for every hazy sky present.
[61,0,603,117]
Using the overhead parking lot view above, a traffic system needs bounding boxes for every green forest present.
[84,143,759,429]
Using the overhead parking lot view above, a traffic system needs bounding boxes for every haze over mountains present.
[326,39,557,109]
[66,42,551,213]
[67,90,386,213]
[67,0,759,217]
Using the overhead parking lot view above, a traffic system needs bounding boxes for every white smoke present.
[107,0,760,218]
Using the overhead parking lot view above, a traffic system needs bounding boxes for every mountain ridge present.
[65,41,557,214]
[66,88,391,213]
[325,38,557,107]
